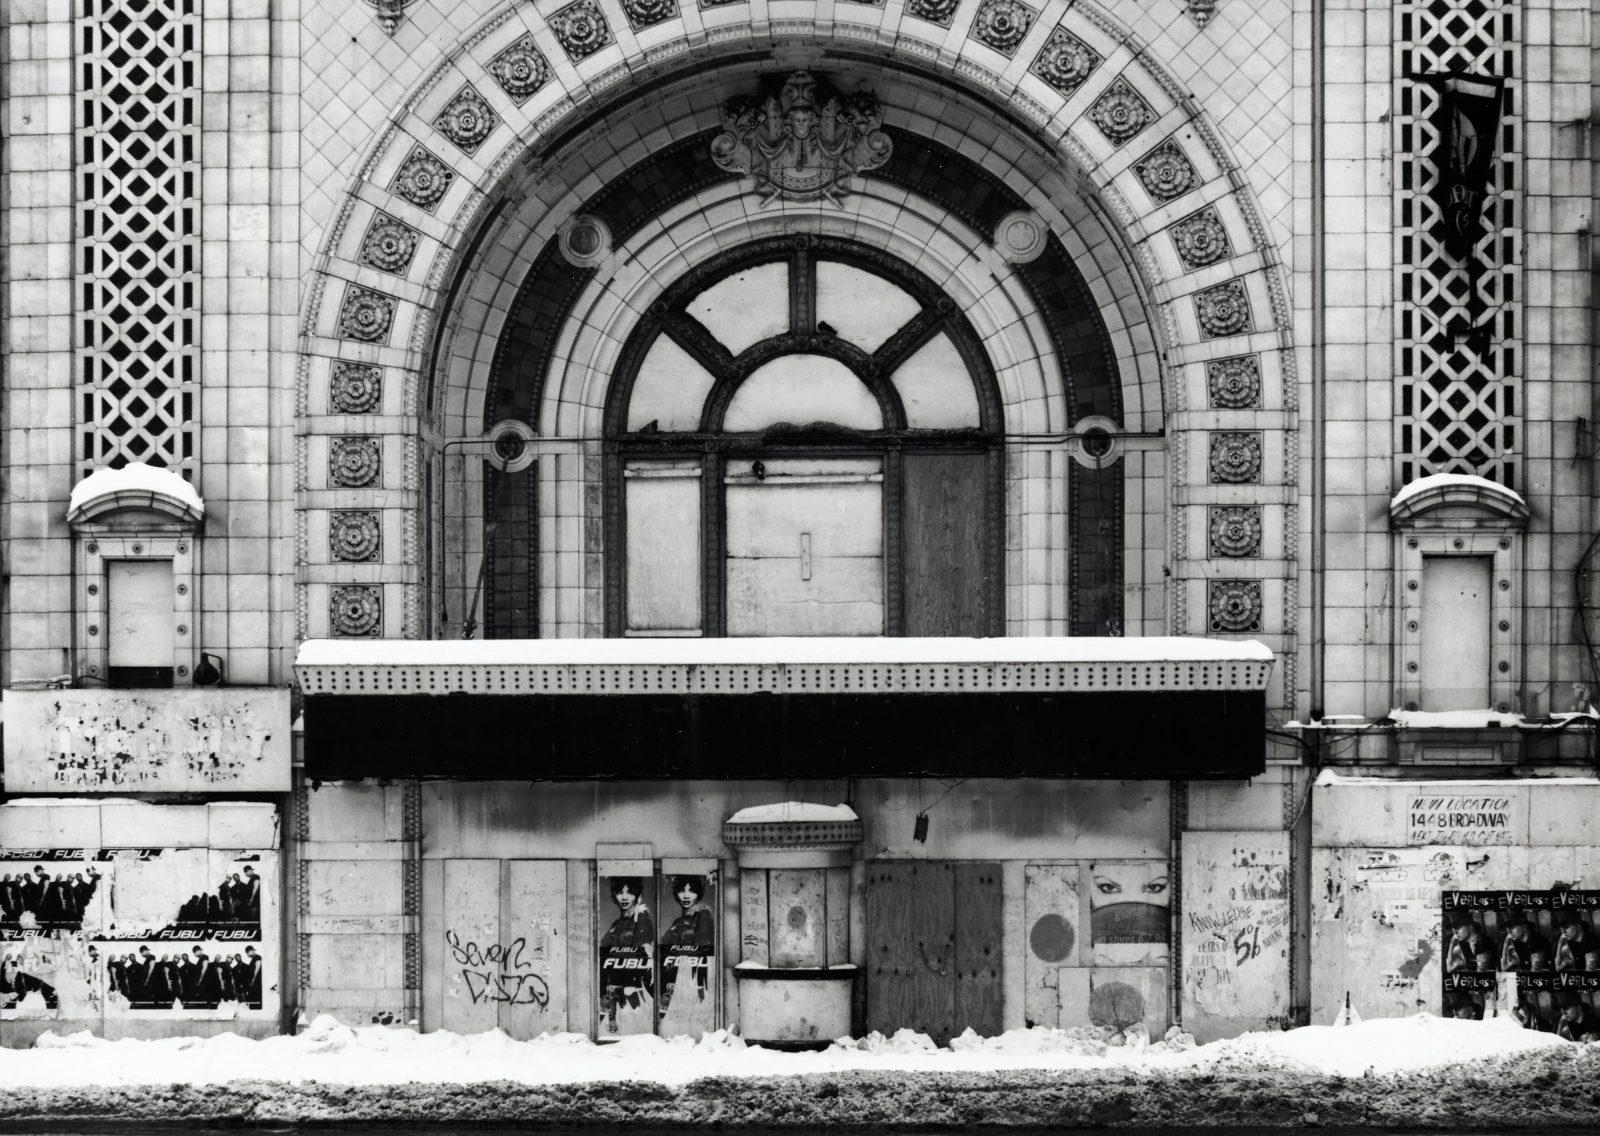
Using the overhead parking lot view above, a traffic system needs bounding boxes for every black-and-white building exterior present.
[0,0,1593,1044]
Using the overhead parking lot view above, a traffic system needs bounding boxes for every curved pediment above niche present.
[1388,472,1529,530]
[67,462,205,530]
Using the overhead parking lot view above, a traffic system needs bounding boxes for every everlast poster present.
[1442,890,1600,1039]
[1428,73,1503,261]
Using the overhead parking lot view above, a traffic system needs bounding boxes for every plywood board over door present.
[901,452,991,636]
[724,459,884,636]
[866,861,1001,1044]
[431,859,567,1039]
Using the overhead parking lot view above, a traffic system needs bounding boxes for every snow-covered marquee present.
[293,637,1274,781]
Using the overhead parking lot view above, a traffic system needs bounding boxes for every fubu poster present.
[0,848,275,1020]
[597,871,717,1039]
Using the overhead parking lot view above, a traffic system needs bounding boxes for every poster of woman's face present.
[1089,860,1170,965]
[658,873,717,1041]
[597,874,656,1038]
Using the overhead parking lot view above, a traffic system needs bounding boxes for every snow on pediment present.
[1389,472,1528,527]
[67,463,204,527]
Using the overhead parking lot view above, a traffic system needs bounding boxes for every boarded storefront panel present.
[1180,832,1290,1040]
[501,860,567,1039]
[0,847,277,1023]
[1310,846,1466,1023]
[866,862,999,1044]
[867,862,954,1042]
[433,859,568,1039]
[952,863,1002,1037]
[1023,864,1080,1028]
[440,860,500,1035]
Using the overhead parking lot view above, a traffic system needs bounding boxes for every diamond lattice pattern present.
[76,0,200,475]
[1394,0,1522,488]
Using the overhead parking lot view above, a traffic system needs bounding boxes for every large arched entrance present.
[295,11,1295,702]
[290,1,1300,1042]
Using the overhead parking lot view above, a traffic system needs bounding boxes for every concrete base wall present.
[1310,775,1600,1024]
[299,774,1302,1043]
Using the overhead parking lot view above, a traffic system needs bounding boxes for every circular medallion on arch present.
[1068,415,1123,469]
[486,419,537,474]
[993,210,1048,265]
[558,214,612,269]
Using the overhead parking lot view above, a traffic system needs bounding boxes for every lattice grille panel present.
[1388,0,1523,486]
[1393,0,1521,488]
[76,0,201,475]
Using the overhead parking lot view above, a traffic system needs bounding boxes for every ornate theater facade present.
[0,0,1593,1043]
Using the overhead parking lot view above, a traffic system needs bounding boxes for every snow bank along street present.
[0,1014,1596,1128]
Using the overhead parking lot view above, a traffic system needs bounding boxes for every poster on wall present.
[657,870,717,1040]
[1088,860,1170,965]
[0,849,274,1021]
[1181,833,1290,1030]
[1442,890,1600,1038]
[597,872,656,1037]
[1023,864,1081,1029]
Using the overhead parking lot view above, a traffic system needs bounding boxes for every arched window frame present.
[601,235,1006,638]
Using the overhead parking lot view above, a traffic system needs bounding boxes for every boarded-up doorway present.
[724,458,884,636]
[865,861,1001,1043]
[423,859,568,1038]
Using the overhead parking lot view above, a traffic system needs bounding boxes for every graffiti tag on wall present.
[445,929,551,1008]
[1181,832,1290,1023]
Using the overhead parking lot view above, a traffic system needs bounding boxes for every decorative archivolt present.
[294,0,1298,654]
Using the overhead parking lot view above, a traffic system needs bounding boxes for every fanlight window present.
[604,237,1003,639]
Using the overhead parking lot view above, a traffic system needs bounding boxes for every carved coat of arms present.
[710,71,892,206]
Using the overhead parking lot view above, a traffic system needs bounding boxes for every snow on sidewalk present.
[0,1012,1580,1088]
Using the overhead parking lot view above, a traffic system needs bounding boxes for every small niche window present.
[67,463,203,688]
[107,559,176,688]
[1418,555,1491,709]
[1391,474,1527,714]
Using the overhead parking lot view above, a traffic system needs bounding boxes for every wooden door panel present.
[903,452,990,636]
[866,863,914,1037]
[866,862,956,1042]
[953,862,1003,1038]
[624,468,702,632]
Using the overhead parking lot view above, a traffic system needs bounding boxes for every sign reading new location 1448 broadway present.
[1406,793,1521,846]
[4,689,291,793]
